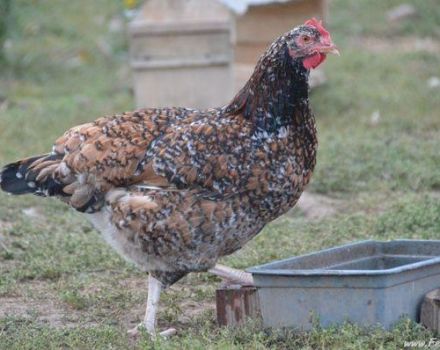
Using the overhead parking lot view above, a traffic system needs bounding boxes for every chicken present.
[0,18,338,336]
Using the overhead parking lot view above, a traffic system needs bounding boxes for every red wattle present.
[303,53,327,69]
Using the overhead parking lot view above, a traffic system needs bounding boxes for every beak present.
[320,44,340,56]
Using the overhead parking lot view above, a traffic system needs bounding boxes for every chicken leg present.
[209,264,254,286]
[128,265,253,338]
[128,274,177,338]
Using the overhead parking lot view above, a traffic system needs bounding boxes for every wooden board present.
[216,286,261,327]
[130,30,232,62]
[421,289,440,331]
[133,64,233,109]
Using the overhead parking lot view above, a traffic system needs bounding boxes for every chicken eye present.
[303,35,311,43]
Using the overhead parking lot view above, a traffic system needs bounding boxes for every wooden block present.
[420,289,440,331]
[216,286,261,327]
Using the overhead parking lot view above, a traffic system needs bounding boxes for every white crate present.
[129,0,234,109]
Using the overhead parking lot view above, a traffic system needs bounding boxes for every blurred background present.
[0,0,439,348]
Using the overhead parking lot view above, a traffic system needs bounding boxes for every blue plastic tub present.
[248,240,440,330]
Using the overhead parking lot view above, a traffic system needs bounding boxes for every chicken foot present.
[209,264,254,286]
[127,274,177,338]
[128,264,253,338]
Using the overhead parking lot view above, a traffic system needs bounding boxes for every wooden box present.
[129,0,234,109]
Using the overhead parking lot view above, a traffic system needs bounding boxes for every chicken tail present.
[0,154,66,196]
[1,154,105,213]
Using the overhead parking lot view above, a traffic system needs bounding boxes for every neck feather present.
[225,43,311,133]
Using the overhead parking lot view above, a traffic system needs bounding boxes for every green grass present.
[0,0,439,348]
[329,0,440,38]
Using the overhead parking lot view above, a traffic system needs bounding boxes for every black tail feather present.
[0,161,36,194]
[0,154,65,196]
[1,154,105,213]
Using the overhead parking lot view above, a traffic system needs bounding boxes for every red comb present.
[304,18,330,41]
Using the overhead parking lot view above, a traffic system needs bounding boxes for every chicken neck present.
[226,43,311,134]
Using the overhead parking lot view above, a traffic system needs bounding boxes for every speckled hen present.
[0,19,338,336]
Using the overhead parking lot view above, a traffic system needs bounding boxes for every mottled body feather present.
[1,26,320,287]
